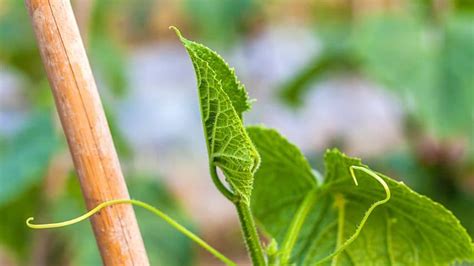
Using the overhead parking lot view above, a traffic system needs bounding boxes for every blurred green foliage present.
[439,15,474,141]
[185,0,261,45]
[0,186,41,260]
[0,112,59,207]
[128,176,195,266]
[281,11,473,144]
[0,0,42,80]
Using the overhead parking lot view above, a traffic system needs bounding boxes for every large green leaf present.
[247,126,317,242]
[249,127,473,265]
[0,112,59,207]
[174,28,259,205]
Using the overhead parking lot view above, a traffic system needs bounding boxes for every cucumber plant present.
[28,27,474,265]
[170,27,473,265]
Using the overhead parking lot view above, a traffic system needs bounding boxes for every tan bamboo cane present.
[25,0,149,264]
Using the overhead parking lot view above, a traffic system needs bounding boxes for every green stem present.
[235,200,266,266]
[26,199,237,266]
[279,189,318,265]
[210,164,237,202]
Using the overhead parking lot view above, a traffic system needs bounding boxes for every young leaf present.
[249,126,474,265]
[172,27,259,205]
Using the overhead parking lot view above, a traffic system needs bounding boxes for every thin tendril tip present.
[349,166,359,186]
[350,166,391,201]
[315,165,391,265]
[26,217,34,226]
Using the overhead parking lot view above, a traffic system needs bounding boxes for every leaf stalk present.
[210,165,237,202]
[235,200,267,266]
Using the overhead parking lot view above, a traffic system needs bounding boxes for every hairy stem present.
[235,200,266,266]
[27,199,236,266]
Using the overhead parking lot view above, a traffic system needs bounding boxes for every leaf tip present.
[169,26,186,42]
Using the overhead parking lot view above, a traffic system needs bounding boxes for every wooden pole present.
[25,1,150,265]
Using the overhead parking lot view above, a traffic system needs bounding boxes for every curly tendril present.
[314,165,391,265]
[26,199,236,266]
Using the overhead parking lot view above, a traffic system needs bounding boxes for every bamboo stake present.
[25,1,149,265]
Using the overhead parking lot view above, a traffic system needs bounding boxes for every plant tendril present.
[314,166,391,265]
[26,199,237,266]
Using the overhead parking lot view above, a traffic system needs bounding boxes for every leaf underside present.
[248,127,474,265]
[174,28,259,205]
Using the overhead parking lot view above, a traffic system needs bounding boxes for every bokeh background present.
[0,0,473,265]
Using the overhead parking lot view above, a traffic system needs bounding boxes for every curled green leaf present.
[172,27,259,205]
